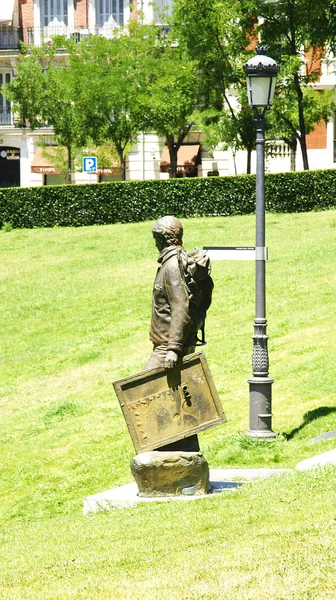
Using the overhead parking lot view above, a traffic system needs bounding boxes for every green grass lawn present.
[0,211,335,599]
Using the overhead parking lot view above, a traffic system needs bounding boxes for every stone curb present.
[296,448,336,471]
[83,468,292,514]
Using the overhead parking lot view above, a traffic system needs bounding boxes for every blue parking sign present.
[83,156,97,172]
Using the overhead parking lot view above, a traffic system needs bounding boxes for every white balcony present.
[0,110,13,127]
[26,24,120,47]
[319,57,336,87]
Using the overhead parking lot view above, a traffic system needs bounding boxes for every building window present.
[154,0,172,23]
[43,0,68,27]
[0,72,12,126]
[96,0,124,27]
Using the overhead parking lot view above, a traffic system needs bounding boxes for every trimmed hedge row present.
[0,168,336,229]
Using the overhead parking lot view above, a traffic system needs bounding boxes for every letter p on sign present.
[83,157,97,172]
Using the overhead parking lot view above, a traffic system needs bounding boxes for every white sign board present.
[203,247,268,261]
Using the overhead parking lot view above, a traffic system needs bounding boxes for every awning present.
[0,0,15,24]
[160,144,201,173]
[31,146,121,175]
[31,146,64,174]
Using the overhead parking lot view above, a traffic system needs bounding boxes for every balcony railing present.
[1,23,139,50]
[0,26,23,50]
[0,111,13,126]
[27,25,120,44]
[0,23,126,50]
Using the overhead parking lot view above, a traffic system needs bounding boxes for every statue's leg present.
[156,435,200,452]
[156,343,199,452]
[145,344,200,452]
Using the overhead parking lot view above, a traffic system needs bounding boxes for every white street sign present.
[82,156,97,173]
[203,246,268,260]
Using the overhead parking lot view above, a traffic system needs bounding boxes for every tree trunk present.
[233,151,237,176]
[167,136,178,178]
[246,146,252,175]
[118,147,126,181]
[67,146,72,184]
[298,134,309,171]
[294,73,309,170]
[288,4,309,171]
[169,148,178,178]
[283,136,298,172]
[166,126,192,179]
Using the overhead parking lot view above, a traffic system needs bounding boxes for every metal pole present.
[247,115,275,439]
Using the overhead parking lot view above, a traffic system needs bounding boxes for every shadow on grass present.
[284,406,336,440]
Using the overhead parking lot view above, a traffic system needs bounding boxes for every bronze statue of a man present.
[144,215,198,372]
[144,215,202,452]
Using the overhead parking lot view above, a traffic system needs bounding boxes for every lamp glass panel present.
[250,76,272,107]
[268,76,277,105]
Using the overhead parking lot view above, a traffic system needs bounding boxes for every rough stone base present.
[130,451,210,497]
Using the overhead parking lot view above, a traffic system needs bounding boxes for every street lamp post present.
[243,46,280,439]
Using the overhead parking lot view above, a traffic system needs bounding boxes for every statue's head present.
[152,216,183,250]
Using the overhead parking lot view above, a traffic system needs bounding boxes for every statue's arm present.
[165,262,190,362]
[164,349,179,370]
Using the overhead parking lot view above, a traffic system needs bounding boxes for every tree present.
[138,31,202,178]
[69,27,151,181]
[172,0,257,173]
[64,23,202,180]
[267,62,335,170]
[253,0,336,170]
[4,39,87,183]
[193,90,256,175]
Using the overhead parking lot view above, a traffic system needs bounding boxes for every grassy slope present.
[0,211,335,599]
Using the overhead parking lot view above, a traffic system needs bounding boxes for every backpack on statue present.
[177,247,214,345]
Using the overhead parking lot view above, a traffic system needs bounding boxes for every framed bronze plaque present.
[113,352,226,453]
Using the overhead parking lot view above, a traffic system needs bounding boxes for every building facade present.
[0,1,335,188]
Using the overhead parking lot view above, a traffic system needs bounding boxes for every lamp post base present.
[247,376,276,440]
[246,429,276,440]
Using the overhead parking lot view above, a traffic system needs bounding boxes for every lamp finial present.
[256,45,269,55]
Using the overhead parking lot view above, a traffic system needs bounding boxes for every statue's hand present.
[165,350,179,370]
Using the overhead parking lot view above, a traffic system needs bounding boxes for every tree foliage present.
[253,0,336,170]
[172,0,257,173]
[4,24,203,180]
[137,30,202,178]
[4,39,87,182]
[68,23,203,179]
[267,59,335,170]
[4,1,336,180]
[69,26,152,180]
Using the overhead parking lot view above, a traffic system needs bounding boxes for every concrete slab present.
[312,430,336,444]
[296,448,336,471]
[83,467,292,514]
[209,468,291,481]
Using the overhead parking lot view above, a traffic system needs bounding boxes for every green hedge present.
[1,168,336,229]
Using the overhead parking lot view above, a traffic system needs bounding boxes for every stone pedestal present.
[130,451,210,497]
